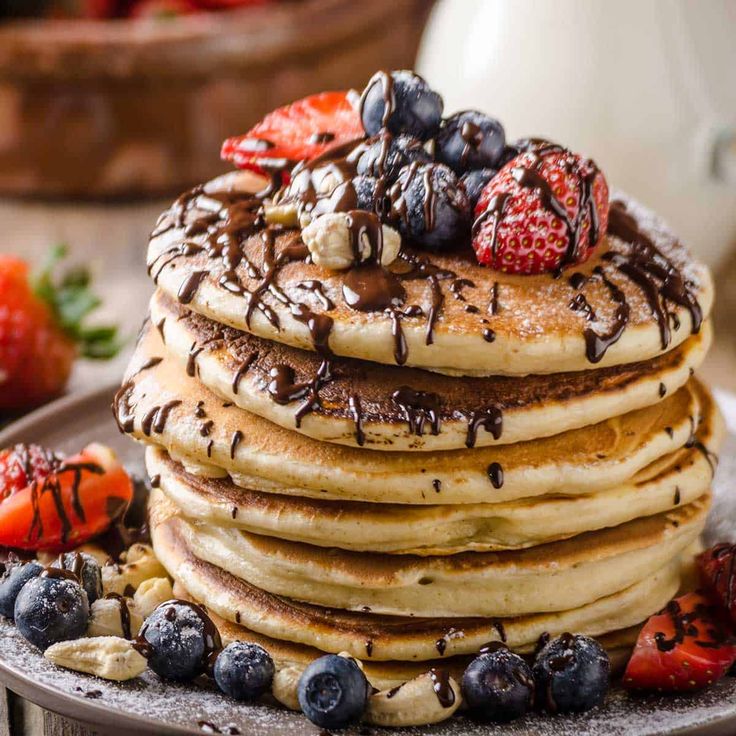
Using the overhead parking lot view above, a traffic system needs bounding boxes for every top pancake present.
[148,171,713,375]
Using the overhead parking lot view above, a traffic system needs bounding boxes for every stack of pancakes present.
[115,170,721,695]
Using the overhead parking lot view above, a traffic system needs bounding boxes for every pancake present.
[147,391,720,552]
[115,322,704,505]
[152,288,711,451]
[152,497,680,662]
[148,171,713,375]
[156,487,707,618]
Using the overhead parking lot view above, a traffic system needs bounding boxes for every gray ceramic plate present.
[1,383,736,736]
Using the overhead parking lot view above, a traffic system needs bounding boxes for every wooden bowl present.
[0,0,433,199]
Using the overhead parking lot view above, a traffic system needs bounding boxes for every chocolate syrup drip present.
[391,387,442,436]
[674,487,681,505]
[105,592,133,639]
[232,353,258,394]
[229,431,243,459]
[605,201,703,348]
[348,394,366,446]
[583,267,630,363]
[463,406,504,448]
[472,193,511,260]
[194,401,206,418]
[343,264,406,312]
[459,120,483,168]
[486,283,500,319]
[199,421,214,437]
[178,271,208,305]
[659,382,667,398]
[487,462,504,489]
[297,280,334,311]
[569,293,597,321]
[138,356,163,372]
[268,360,333,428]
[691,441,719,476]
[386,305,423,365]
[449,278,475,301]
[141,400,182,436]
[432,479,442,493]
[360,70,395,129]
[206,440,214,458]
[435,637,447,656]
[482,328,496,343]
[21,447,104,547]
[385,684,402,699]
[365,640,374,657]
[428,668,455,708]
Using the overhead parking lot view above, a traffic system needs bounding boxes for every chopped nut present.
[134,577,174,619]
[271,664,301,711]
[366,671,462,727]
[45,637,147,681]
[301,213,401,270]
[263,203,299,227]
[88,597,143,639]
[102,544,167,596]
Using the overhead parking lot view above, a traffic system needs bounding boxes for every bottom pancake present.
[151,495,681,663]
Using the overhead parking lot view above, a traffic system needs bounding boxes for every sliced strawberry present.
[623,591,736,692]
[472,143,609,275]
[0,443,133,552]
[221,91,364,177]
[0,444,60,502]
[697,544,736,624]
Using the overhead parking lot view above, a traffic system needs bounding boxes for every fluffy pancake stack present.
[114,164,720,702]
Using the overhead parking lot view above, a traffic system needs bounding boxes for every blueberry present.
[50,552,102,605]
[436,111,505,174]
[533,633,609,713]
[14,574,89,650]
[352,175,385,215]
[360,70,443,140]
[139,600,222,682]
[214,642,275,701]
[460,168,497,210]
[389,163,470,249]
[355,133,431,181]
[462,644,534,723]
[297,654,370,729]
[0,561,42,619]
[498,143,523,167]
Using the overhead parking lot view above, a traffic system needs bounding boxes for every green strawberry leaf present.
[32,244,123,361]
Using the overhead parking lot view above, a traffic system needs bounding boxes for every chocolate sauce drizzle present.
[428,668,455,708]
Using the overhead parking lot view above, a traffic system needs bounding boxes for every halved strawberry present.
[697,544,736,624]
[623,591,736,692]
[221,91,364,177]
[472,144,609,275]
[0,442,133,552]
[130,0,199,18]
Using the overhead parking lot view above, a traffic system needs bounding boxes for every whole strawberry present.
[0,247,119,412]
[472,144,609,275]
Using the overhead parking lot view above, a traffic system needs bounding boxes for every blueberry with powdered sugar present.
[139,600,222,682]
[214,642,274,701]
[0,560,42,619]
[14,573,89,650]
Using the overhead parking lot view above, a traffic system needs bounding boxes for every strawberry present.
[623,591,736,692]
[472,144,609,275]
[0,246,119,412]
[221,91,364,177]
[0,442,133,551]
[697,544,736,624]
[0,444,59,502]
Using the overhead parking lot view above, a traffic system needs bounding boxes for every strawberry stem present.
[32,245,122,360]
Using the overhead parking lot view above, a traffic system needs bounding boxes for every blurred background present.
[0,0,734,404]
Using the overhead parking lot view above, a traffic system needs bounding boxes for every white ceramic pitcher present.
[418,0,736,266]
